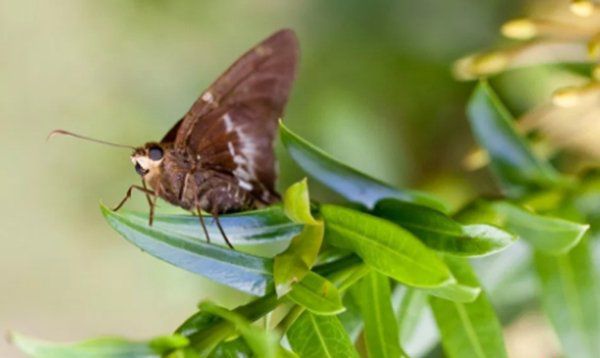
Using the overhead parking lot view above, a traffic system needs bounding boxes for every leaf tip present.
[149,334,190,352]
[568,223,590,251]
[278,120,291,138]
[99,201,113,217]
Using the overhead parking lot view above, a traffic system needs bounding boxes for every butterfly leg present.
[212,213,234,249]
[112,185,155,212]
[196,207,211,244]
[142,179,156,226]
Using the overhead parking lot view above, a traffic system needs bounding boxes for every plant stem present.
[275,304,305,336]
[187,293,285,355]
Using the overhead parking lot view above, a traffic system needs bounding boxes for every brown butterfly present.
[50,29,299,249]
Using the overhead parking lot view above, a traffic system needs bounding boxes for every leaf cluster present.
[13,82,600,358]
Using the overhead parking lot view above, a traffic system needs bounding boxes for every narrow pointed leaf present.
[9,332,187,358]
[471,240,536,309]
[467,81,562,196]
[457,200,588,255]
[274,180,324,296]
[394,287,439,357]
[287,272,344,315]
[122,205,301,247]
[280,122,447,212]
[534,237,600,358]
[287,311,359,358]
[352,271,406,358]
[175,310,221,337]
[424,280,481,303]
[320,204,453,288]
[373,199,515,257]
[338,293,363,342]
[283,178,318,225]
[274,225,324,296]
[322,205,473,301]
[102,204,275,296]
[429,257,508,358]
[208,338,252,358]
[167,347,200,358]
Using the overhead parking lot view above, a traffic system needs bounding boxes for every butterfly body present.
[129,28,298,225]
[135,143,263,214]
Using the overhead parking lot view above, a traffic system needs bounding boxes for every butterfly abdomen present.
[190,169,256,214]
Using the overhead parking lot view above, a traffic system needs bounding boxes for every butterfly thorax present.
[148,146,256,214]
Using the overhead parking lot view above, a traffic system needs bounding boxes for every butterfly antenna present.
[47,129,136,150]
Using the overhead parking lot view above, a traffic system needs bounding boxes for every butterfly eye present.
[135,162,148,176]
[148,146,163,161]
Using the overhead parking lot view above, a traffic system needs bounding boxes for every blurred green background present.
[0,0,543,356]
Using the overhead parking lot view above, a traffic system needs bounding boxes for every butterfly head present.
[131,143,164,177]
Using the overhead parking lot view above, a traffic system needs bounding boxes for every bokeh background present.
[0,0,573,356]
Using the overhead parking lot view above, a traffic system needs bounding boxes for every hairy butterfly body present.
[53,29,299,248]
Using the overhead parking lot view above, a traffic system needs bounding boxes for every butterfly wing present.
[161,117,183,143]
[170,29,299,203]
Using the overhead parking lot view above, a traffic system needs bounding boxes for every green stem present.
[275,305,305,336]
[187,293,285,355]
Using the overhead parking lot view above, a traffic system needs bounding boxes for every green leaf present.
[395,287,427,345]
[472,241,536,310]
[149,335,190,353]
[467,81,562,195]
[352,271,406,358]
[373,199,516,257]
[121,204,301,250]
[394,287,439,356]
[338,293,363,342]
[321,205,476,302]
[287,271,345,315]
[275,225,324,296]
[534,237,600,358]
[275,180,340,313]
[176,308,223,338]
[199,302,295,358]
[429,257,508,358]
[279,121,447,212]
[166,347,201,358]
[320,204,453,288]
[283,178,319,225]
[101,204,275,296]
[423,279,481,303]
[274,180,324,296]
[457,200,588,255]
[208,338,252,358]
[287,311,359,358]
[9,332,186,358]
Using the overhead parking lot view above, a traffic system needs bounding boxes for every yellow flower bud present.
[472,52,509,76]
[501,19,538,40]
[570,0,595,17]
[552,87,581,108]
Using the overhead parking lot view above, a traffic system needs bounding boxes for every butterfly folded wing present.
[166,29,299,204]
